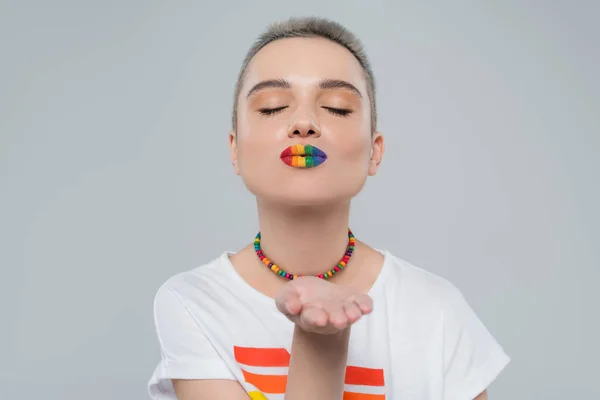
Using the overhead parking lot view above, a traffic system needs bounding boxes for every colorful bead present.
[254,229,355,280]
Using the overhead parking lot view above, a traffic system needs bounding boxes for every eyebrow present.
[246,78,291,98]
[246,78,363,99]
[318,78,363,98]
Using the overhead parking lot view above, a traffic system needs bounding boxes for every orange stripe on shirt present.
[345,366,385,386]
[343,392,386,400]
[234,346,385,396]
[234,346,291,367]
[243,370,386,399]
[241,369,287,394]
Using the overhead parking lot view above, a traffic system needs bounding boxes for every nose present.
[287,116,321,138]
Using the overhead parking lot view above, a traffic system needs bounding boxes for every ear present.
[368,131,384,176]
[229,131,240,175]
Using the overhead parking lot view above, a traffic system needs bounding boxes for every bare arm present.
[474,390,488,400]
[284,325,350,400]
[172,379,250,400]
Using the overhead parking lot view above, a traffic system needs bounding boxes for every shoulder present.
[382,251,510,396]
[153,251,234,310]
[158,251,232,291]
[150,251,244,341]
[382,251,465,309]
[378,250,490,337]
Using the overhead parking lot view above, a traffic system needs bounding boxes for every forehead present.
[242,37,367,95]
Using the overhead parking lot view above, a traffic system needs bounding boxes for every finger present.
[275,287,301,316]
[343,302,362,324]
[301,307,328,328]
[284,295,302,316]
[326,304,348,330]
[353,294,374,315]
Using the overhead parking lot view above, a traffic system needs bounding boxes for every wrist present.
[293,323,351,344]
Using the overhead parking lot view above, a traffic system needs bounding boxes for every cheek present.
[235,119,289,172]
[235,133,279,175]
[325,114,372,162]
[336,134,372,164]
[237,142,263,172]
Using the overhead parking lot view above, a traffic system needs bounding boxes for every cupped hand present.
[275,276,373,335]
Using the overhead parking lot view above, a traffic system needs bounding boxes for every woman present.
[148,16,510,400]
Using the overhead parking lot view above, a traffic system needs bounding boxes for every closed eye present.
[258,106,288,116]
[323,107,352,117]
[258,106,352,117]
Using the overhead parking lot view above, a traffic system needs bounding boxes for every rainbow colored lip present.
[280,144,327,168]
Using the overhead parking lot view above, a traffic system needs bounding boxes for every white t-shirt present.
[148,251,510,400]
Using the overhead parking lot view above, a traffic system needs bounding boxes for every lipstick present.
[280,144,327,168]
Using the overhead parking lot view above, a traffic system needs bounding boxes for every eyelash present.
[259,106,287,116]
[258,107,352,117]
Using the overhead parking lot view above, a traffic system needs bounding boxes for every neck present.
[255,199,352,276]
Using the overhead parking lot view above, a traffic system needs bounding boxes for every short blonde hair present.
[232,16,377,134]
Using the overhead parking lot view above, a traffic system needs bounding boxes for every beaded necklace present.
[253,229,356,280]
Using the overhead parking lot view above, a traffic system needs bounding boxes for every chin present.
[240,166,368,206]
[267,193,343,207]
[248,182,366,207]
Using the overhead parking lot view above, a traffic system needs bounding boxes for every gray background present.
[1,1,598,399]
